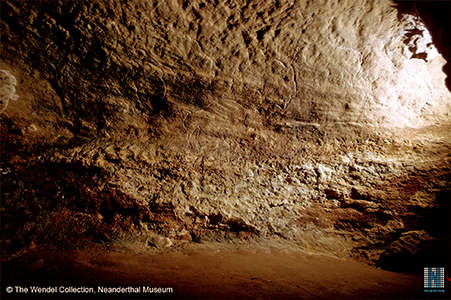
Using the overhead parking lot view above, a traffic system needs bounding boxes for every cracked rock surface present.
[1,0,450,270]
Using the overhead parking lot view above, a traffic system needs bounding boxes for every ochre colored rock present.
[1,0,450,268]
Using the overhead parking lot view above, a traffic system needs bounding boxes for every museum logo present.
[424,267,445,293]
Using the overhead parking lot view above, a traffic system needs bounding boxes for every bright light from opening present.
[401,14,439,62]
[373,14,450,128]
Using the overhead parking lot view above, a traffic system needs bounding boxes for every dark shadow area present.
[393,0,451,90]
[378,190,450,276]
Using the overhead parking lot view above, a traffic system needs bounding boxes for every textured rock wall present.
[394,0,451,90]
[1,0,450,269]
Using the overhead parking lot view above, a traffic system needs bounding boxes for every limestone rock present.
[0,0,450,269]
[378,230,433,271]
[0,69,19,113]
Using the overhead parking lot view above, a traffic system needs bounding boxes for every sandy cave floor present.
[2,240,439,300]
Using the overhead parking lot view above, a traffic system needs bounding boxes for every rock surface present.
[1,0,450,270]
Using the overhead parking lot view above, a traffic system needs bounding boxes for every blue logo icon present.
[424,267,445,293]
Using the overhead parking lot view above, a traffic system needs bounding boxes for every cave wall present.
[394,0,451,90]
[1,0,450,269]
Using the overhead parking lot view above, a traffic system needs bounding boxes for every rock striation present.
[1,0,450,270]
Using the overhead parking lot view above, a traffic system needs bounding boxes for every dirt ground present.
[3,240,438,300]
